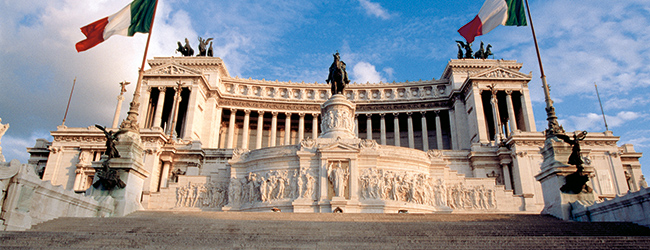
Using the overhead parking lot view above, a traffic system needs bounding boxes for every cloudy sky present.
[1,0,649,175]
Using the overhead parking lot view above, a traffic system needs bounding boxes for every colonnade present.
[480,89,532,142]
[216,108,454,151]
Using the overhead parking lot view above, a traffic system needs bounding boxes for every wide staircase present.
[2,211,650,249]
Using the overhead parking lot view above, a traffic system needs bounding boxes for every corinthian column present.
[435,111,443,150]
[152,87,166,129]
[241,110,251,149]
[284,112,291,145]
[298,113,305,141]
[256,111,264,149]
[505,90,517,133]
[393,113,400,147]
[366,114,373,140]
[312,113,318,139]
[270,111,278,146]
[226,108,236,148]
[420,111,429,151]
[407,112,414,148]
[380,114,386,145]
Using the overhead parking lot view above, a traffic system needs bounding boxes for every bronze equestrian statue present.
[326,51,350,95]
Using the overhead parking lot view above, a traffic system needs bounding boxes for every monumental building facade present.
[28,57,645,213]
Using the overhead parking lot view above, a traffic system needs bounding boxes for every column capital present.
[272,111,278,116]
[392,112,400,117]
[366,114,372,119]
[311,113,319,117]
[230,108,237,112]
[505,89,513,95]
[258,110,265,115]
[284,111,292,116]
[244,109,251,114]
[145,86,152,93]
[157,86,167,92]
[298,112,305,117]
[434,110,440,115]
[419,111,426,115]
[379,113,386,117]
[406,111,413,116]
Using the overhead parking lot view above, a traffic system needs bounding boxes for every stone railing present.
[571,187,650,227]
[1,160,114,231]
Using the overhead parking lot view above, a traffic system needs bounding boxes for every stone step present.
[2,211,649,249]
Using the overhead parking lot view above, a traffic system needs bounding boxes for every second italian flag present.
[76,0,157,52]
[458,0,527,43]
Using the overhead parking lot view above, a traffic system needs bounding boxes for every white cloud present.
[358,0,392,20]
[351,61,385,84]
[560,111,645,132]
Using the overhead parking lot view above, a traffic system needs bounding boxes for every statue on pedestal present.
[92,124,126,190]
[556,131,592,194]
[326,51,350,95]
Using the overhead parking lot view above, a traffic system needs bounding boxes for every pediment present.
[145,63,202,76]
[472,67,531,79]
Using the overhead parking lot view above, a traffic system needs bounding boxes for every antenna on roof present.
[594,83,609,132]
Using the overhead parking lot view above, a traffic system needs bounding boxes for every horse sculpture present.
[198,37,214,56]
[176,38,194,56]
[474,42,494,59]
[326,51,350,95]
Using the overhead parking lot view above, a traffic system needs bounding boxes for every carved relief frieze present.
[356,101,451,113]
[218,99,320,112]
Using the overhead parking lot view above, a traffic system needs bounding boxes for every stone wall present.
[571,187,650,227]
[1,160,114,231]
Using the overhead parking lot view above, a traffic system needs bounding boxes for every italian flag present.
[458,0,527,43]
[75,0,157,52]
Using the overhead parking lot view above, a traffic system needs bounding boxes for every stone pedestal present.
[87,131,149,217]
[319,94,355,139]
[292,198,316,213]
[536,138,596,220]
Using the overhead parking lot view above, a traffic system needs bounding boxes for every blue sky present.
[1,0,649,176]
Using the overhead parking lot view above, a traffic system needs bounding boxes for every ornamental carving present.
[359,139,378,150]
[219,99,320,112]
[320,105,354,135]
[427,149,443,159]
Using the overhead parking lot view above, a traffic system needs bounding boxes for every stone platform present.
[2,211,650,249]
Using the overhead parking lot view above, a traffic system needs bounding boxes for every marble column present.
[502,164,513,190]
[160,161,171,188]
[435,111,443,150]
[393,113,400,147]
[270,111,278,147]
[490,90,502,142]
[520,89,536,132]
[169,85,183,137]
[212,107,223,148]
[312,113,319,139]
[241,110,251,149]
[420,111,429,151]
[152,87,166,129]
[407,112,414,148]
[505,90,517,133]
[298,113,305,141]
[379,114,386,145]
[226,108,237,148]
[284,112,291,145]
[182,86,198,139]
[448,109,458,150]
[354,114,359,137]
[256,111,265,149]
[366,114,373,140]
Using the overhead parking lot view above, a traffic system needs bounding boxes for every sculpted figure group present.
[359,168,497,210]
[176,37,214,57]
[225,169,318,207]
[175,181,227,208]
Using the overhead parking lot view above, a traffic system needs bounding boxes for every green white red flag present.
[458,0,527,43]
[76,0,157,52]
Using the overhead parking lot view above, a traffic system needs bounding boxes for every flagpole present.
[594,83,609,132]
[121,0,159,132]
[62,77,77,126]
[524,0,564,138]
